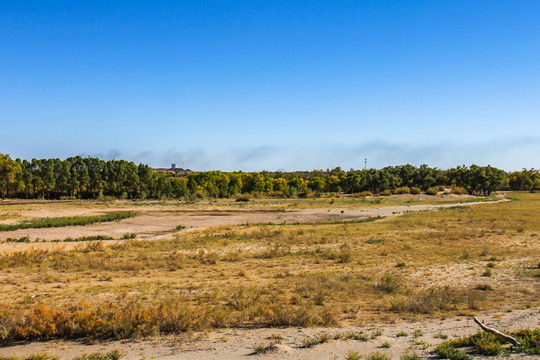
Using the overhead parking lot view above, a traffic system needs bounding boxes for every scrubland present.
[0,192,538,358]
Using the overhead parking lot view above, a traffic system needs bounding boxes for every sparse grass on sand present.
[0,192,538,345]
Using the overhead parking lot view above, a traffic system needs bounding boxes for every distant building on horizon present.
[152,164,192,174]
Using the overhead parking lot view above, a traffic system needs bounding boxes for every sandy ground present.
[0,308,537,359]
[0,199,506,249]
[0,197,537,359]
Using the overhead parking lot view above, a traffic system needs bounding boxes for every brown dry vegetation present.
[0,192,538,345]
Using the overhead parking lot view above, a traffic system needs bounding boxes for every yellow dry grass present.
[0,192,538,343]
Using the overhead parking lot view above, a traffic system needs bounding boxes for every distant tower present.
[171,163,177,169]
[364,158,367,170]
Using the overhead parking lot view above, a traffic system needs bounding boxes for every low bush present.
[345,351,362,360]
[474,283,493,291]
[357,191,373,197]
[410,187,422,194]
[472,332,504,355]
[514,328,540,354]
[392,187,411,194]
[434,342,473,360]
[63,235,114,242]
[425,187,439,195]
[365,352,390,360]
[375,272,403,294]
[452,187,469,195]
[341,330,368,341]
[391,286,465,314]
[72,350,125,360]
[3,236,30,243]
[400,354,420,360]
[379,190,393,196]
[235,194,250,202]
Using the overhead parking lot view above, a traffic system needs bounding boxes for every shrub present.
[472,332,503,355]
[341,330,368,341]
[357,191,373,197]
[391,286,463,314]
[72,350,125,360]
[366,352,390,360]
[400,354,420,360]
[63,235,114,242]
[338,243,352,263]
[452,187,468,195]
[392,187,411,194]
[513,328,540,354]
[345,351,362,360]
[425,187,439,195]
[299,336,320,348]
[434,342,473,360]
[121,233,136,240]
[235,195,250,202]
[250,343,267,354]
[410,187,422,194]
[434,332,448,339]
[379,190,393,196]
[5,236,31,243]
[375,272,403,294]
[474,283,493,291]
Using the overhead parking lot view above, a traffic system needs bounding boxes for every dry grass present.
[0,192,538,344]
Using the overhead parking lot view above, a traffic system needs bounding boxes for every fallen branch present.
[473,317,521,347]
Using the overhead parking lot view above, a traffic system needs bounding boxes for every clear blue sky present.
[1,1,539,171]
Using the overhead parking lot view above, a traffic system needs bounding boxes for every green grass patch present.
[63,235,114,242]
[0,212,136,231]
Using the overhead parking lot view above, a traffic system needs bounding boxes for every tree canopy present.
[0,153,537,200]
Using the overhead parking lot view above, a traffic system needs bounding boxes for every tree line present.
[0,153,538,199]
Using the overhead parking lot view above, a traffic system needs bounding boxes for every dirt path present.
[1,307,537,359]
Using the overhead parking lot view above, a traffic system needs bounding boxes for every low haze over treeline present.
[0,153,538,200]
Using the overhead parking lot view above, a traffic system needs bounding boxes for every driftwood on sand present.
[473,317,522,347]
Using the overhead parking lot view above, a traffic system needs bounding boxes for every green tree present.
[0,153,22,197]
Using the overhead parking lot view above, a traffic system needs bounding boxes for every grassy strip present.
[0,350,124,360]
[0,296,337,344]
[255,215,385,226]
[63,235,114,242]
[0,212,136,231]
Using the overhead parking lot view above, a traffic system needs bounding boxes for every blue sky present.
[1,1,539,171]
